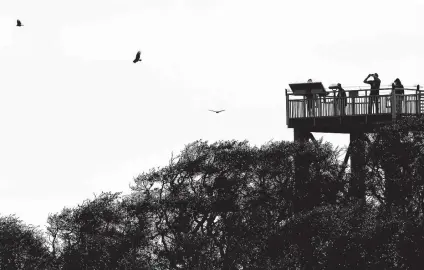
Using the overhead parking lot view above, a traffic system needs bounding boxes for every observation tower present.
[286,82,422,200]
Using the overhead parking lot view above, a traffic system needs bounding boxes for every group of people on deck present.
[306,74,405,116]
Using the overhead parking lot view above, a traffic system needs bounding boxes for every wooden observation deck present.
[286,82,422,203]
[286,84,422,133]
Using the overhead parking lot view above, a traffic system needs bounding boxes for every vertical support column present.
[294,128,312,213]
[294,128,310,144]
[349,131,366,200]
[338,142,351,181]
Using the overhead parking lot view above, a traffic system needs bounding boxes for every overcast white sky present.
[0,0,422,229]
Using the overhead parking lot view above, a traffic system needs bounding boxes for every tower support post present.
[294,128,311,145]
[349,131,366,200]
[293,128,314,212]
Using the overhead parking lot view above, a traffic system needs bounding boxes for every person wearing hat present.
[392,78,404,115]
[364,73,381,114]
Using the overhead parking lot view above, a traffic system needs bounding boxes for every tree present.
[46,191,154,269]
[129,139,345,269]
[0,214,53,269]
[364,116,424,217]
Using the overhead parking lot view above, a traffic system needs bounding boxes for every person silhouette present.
[364,73,381,114]
[306,79,314,116]
[336,83,347,115]
[392,78,404,115]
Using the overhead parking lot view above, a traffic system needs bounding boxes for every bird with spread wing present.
[16,20,23,27]
[209,110,225,114]
[133,51,142,63]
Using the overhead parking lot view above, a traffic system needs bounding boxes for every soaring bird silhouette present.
[16,20,23,27]
[209,110,225,114]
[133,51,142,63]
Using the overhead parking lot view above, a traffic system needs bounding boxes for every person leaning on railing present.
[392,78,404,115]
[336,83,347,115]
[364,73,381,114]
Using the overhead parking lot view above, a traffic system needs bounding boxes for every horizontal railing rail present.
[287,87,421,97]
[287,93,420,119]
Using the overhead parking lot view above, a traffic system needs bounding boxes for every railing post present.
[285,89,289,123]
[417,85,421,115]
[312,94,317,126]
[333,91,336,116]
[318,95,322,117]
[366,90,368,115]
[392,84,396,121]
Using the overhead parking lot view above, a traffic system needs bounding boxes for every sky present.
[0,0,422,230]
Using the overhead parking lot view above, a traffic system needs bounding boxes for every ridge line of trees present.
[3,116,424,269]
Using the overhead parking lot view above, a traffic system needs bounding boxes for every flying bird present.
[209,110,225,114]
[133,51,142,63]
[16,20,23,27]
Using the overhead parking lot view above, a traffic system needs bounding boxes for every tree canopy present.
[3,117,424,269]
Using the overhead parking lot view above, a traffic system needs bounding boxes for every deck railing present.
[286,86,422,119]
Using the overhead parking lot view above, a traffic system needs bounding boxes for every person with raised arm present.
[364,73,381,114]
